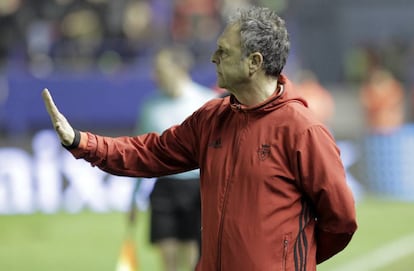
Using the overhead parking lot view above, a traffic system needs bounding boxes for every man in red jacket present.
[42,6,357,271]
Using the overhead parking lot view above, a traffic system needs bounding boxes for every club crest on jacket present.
[257,144,271,161]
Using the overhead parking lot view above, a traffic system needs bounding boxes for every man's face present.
[211,24,249,90]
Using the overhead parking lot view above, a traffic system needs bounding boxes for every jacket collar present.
[229,74,308,113]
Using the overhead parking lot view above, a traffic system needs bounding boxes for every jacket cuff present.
[62,129,81,150]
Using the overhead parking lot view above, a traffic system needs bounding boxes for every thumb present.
[42,88,60,118]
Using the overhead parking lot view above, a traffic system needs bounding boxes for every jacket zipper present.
[282,236,289,271]
[216,112,247,270]
[216,176,232,270]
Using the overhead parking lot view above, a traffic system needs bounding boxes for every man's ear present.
[248,52,263,75]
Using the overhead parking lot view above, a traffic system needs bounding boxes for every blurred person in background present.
[293,70,335,127]
[100,0,160,69]
[0,0,23,67]
[130,46,216,271]
[52,1,105,71]
[42,6,357,270]
[171,0,221,62]
[359,68,405,134]
[358,68,414,201]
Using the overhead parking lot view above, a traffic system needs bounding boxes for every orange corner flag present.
[116,235,139,271]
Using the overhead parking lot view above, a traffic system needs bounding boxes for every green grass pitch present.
[0,197,413,271]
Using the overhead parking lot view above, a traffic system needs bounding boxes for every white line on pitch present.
[333,232,414,271]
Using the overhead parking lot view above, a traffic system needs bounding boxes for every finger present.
[42,88,60,117]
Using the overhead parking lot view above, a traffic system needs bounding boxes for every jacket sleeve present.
[67,114,201,178]
[294,125,358,264]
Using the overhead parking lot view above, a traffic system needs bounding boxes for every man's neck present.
[234,78,278,106]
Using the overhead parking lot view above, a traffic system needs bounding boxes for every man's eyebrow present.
[217,43,229,51]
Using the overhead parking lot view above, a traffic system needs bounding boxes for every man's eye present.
[219,49,227,57]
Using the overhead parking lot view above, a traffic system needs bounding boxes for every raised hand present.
[42,88,75,146]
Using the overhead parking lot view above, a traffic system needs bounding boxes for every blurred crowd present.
[0,0,286,74]
[1,0,413,87]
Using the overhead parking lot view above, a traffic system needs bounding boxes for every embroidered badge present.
[257,144,271,161]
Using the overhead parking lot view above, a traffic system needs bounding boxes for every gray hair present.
[228,6,290,77]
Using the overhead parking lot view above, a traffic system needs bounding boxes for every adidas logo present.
[208,138,222,148]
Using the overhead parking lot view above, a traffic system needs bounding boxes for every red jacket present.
[70,76,357,271]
